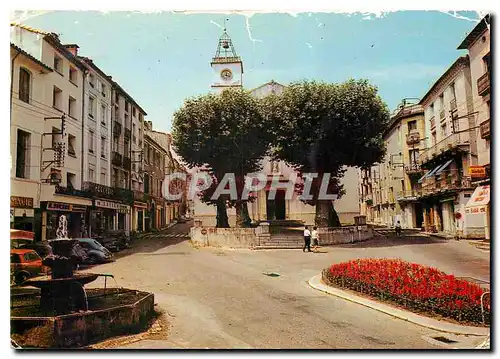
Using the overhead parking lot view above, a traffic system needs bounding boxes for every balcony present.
[113,121,122,136]
[477,72,490,97]
[406,130,420,146]
[405,162,423,175]
[112,151,123,166]
[82,181,133,203]
[480,119,490,139]
[418,132,470,166]
[124,128,131,139]
[450,98,457,112]
[134,190,152,203]
[396,190,420,203]
[419,175,472,198]
[430,116,436,129]
[123,156,131,170]
[55,185,90,198]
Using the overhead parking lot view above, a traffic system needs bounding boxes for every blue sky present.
[21,11,480,132]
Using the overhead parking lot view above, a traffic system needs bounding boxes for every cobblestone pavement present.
[86,227,490,349]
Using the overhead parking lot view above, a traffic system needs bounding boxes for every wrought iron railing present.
[418,132,470,165]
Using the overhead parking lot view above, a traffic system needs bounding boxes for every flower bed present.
[323,259,490,325]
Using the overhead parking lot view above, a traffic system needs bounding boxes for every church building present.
[193,28,360,227]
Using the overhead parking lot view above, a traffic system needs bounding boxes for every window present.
[450,82,456,100]
[54,55,62,73]
[67,172,76,188]
[88,96,95,118]
[483,53,490,73]
[89,73,95,88]
[113,168,119,187]
[19,68,31,103]
[133,107,137,117]
[68,134,76,156]
[100,170,106,185]
[101,136,106,158]
[113,136,119,152]
[69,67,77,84]
[53,86,62,110]
[432,131,437,146]
[51,126,61,149]
[125,101,129,113]
[124,138,129,155]
[441,123,447,138]
[409,149,419,164]
[89,130,95,153]
[144,173,150,194]
[407,120,417,132]
[88,168,95,182]
[132,123,136,143]
[16,130,30,179]
[139,113,143,122]
[68,96,76,118]
[101,83,106,96]
[101,104,106,125]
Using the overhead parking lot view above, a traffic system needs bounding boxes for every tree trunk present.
[216,199,230,228]
[328,202,341,227]
[315,200,330,227]
[235,202,252,228]
[315,201,341,228]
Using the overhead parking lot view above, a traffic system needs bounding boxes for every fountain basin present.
[11,288,155,348]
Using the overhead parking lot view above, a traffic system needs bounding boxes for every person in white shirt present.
[303,226,311,252]
[311,226,319,251]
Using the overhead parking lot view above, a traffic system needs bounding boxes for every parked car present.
[74,238,114,264]
[11,249,49,284]
[20,241,53,258]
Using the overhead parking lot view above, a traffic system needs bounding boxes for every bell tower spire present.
[210,24,243,93]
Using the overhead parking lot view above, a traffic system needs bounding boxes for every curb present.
[308,274,490,337]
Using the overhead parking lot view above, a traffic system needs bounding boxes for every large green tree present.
[264,79,390,227]
[172,88,271,227]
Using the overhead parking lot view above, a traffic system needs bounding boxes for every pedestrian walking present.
[303,226,312,252]
[311,226,319,252]
[395,220,402,237]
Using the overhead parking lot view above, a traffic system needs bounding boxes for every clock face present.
[220,69,233,81]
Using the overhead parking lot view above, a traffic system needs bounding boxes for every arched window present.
[19,68,31,103]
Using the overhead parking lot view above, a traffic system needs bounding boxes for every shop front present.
[465,185,490,240]
[10,196,35,232]
[42,201,89,240]
[133,201,147,232]
[90,199,130,237]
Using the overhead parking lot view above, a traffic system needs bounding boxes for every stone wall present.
[318,225,373,245]
[190,225,260,248]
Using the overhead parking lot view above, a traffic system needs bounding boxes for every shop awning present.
[434,159,454,176]
[418,164,442,183]
[465,185,490,214]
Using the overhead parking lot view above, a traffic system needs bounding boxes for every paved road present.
[86,224,489,349]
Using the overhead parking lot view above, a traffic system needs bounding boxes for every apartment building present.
[418,56,478,237]
[142,121,167,230]
[457,15,491,239]
[10,43,53,233]
[11,24,91,240]
[359,101,426,228]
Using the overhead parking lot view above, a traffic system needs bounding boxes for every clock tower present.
[211,28,243,93]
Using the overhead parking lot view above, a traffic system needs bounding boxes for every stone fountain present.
[26,215,99,314]
[11,215,155,348]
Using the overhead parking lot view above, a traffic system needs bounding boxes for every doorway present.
[414,202,424,228]
[266,191,286,220]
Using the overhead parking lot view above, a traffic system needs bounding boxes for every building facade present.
[457,15,491,239]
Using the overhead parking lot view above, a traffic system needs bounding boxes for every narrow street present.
[85,223,489,349]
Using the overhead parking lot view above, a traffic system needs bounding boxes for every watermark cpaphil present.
[163,172,339,201]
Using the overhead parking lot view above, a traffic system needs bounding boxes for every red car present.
[10,249,49,284]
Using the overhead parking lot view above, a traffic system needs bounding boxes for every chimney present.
[64,44,79,56]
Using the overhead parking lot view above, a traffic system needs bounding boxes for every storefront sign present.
[469,166,486,178]
[118,205,130,214]
[95,199,121,210]
[71,205,87,212]
[10,196,34,208]
[47,202,71,211]
[134,202,148,209]
[14,208,35,217]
